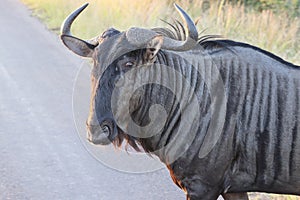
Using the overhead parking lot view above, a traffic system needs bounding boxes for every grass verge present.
[21,0,299,65]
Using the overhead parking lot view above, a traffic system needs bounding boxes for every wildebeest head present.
[60,3,199,150]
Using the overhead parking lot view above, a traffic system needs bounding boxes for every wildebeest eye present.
[125,61,134,68]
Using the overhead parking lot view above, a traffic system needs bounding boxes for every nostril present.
[86,118,115,144]
[86,122,111,138]
[86,123,112,145]
[102,125,110,137]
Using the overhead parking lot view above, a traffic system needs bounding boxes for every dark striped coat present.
[60,3,300,200]
[160,41,300,199]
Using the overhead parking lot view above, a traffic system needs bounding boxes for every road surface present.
[0,0,186,199]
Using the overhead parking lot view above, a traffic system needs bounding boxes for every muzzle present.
[86,118,116,145]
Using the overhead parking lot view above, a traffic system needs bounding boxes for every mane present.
[152,19,223,47]
[205,40,298,68]
[153,20,298,68]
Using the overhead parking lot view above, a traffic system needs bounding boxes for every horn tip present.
[83,2,89,8]
[173,3,182,12]
[60,3,90,35]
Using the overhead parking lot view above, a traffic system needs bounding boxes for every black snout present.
[86,118,116,145]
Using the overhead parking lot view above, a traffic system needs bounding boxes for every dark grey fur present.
[93,31,300,199]
[61,4,300,200]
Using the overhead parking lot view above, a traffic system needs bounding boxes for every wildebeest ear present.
[144,35,163,63]
[61,35,96,57]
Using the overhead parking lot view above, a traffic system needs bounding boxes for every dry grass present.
[21,0,300,198]
[22,0,299,65]
[249,192,299,200]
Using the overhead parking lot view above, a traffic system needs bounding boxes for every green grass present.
[22,0,299,65]
[20,0,299,199]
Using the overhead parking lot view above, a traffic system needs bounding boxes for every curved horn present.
[61,3,99,45]
[126,3,198,51]
[60,3,98,57]
[174,3,198,40]
[61,3,88,36]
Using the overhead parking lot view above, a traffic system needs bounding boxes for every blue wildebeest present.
[61,3,300,200]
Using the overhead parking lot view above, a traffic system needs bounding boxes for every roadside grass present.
[249,192,299,200]
[21,0,299,65]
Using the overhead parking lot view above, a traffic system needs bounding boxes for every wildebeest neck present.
[128,51,215,164]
